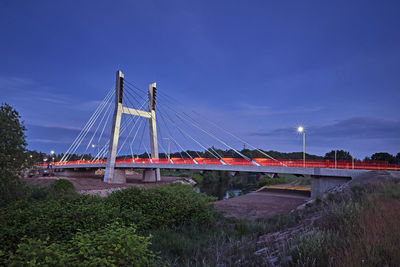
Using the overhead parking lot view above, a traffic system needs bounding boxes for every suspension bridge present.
[51,70,399,197]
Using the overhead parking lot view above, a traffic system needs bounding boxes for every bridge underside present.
[53,163,368,178]
[53,164,399,197]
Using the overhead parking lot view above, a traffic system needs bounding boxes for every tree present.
[0,103,27,204]
[396,153,400,165]
[371,152,396,164]
[324,150,352,161]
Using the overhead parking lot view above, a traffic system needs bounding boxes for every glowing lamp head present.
[297,126,304,133]
[50,150,55,155]
[91,144,96,148]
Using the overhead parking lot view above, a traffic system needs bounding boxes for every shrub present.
[48,179,77,199]
[8,222,158,266]
[191,173,203,184]
[106,184,216,230]
[0,195,118,254]
[258,177,286,188]
[0,170,26,205]
[8,237,71,266]
[26,184,49,200]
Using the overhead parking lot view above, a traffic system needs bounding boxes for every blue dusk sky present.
[1,0,399,159]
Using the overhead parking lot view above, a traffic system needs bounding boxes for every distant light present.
[297,126,304,133]
[50,150,55,155]
[91,144,96,148]
[29,155,33,158]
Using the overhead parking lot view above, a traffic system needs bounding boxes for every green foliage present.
[0,170,26,206]
[107,184,216,230]
[0,103,27,205]
[291,230,335,266]
[8,222,157,266]
[371,152,397,164]
[48,178,77,199]
[324,150,352,160]
[258,176,286,187]
[191,173,203,184]
[378,181,400,200]
[198,171,234,200]
[0,195,118,255]
[26,183,50,200]
[247,212,301,234]
[0,183,216,264]
[160,169,191,177]
[320,202,361,236]
[8,237,71,266]
[0,103,27,173]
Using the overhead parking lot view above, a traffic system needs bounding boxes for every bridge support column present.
[104,70,161,183]
[104,71,124,184]
[112,169,126,184]
[143,169,161,182]
[311,176,351,198]
[146,82,161,182]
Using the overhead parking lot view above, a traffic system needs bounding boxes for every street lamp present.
[297,126,306,168]
[50,150,55,164]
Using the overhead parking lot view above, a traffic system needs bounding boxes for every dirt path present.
[214,191,309,220]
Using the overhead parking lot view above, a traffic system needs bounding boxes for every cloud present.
[28,138,68,144]
[236,103,324,117]
[251,117,400,140]
[0,76,35,91]
[311,117,400,140]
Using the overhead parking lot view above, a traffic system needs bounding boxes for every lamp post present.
[50,150,55,164]
[297,126,305,168]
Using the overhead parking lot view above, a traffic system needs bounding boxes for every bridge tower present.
[104,70,160,183]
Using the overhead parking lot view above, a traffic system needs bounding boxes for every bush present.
[0,195,118,254]
[26,184,49,200]
[106,184,216,230]
[258,177,286,188]
[8,222,158,266]
[0,170,26,205]
[191,173,203,184]
[48,179,77,199]
[0,184,218,264]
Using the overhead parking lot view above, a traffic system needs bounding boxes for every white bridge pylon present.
[104,70,160,183]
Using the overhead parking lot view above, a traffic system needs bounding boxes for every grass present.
[286,180,400,267]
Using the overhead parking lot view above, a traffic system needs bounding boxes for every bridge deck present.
[53,162,379,178]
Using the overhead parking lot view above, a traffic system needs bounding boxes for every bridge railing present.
[50,158,399,171]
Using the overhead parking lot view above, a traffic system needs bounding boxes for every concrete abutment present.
[311,176,351,198]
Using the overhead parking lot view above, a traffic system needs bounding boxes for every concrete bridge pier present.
[311,176,351,198]
[143,169,161,182]
[111,169,126,184]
